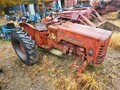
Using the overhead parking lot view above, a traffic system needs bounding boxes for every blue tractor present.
[27,14,41,23]
[0,23,15,40]
[18,13,41,24]
[5,10,17,21]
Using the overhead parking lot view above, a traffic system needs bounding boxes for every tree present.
[41,0,46,17]
[0,0,22,14]
[0,0,22,7]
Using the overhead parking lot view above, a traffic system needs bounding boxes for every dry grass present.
[39,53,105,89]
[109,32,120,49]
[0,16,5,26]
[52,72,104,90]
[78,73,104,90]
[25,52,104,90]
[53,75,78,90]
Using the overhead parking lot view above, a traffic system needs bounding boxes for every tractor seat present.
[7,23,15,29]
[35,23,47,31]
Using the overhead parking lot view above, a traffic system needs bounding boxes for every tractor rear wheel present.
[11,28,38,65]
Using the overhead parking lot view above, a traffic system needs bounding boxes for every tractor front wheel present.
[11,28,38,65]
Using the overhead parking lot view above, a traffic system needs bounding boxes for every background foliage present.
[0,0,22,14]
[0,0,38,15]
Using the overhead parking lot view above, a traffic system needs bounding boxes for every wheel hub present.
[20,43,25,52]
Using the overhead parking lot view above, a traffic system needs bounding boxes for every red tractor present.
[90,0,120,18]
[11,12,112,74]
[58,7,104,27]
[58,7,120,31]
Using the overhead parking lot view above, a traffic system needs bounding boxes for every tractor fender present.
[19,22,36,39]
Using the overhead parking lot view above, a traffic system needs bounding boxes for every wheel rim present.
[20,43,25,53]
[12,39,27,61]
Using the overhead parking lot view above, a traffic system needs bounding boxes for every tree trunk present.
[41,0,46,17]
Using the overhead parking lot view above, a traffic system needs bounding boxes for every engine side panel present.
[48,22,112,64]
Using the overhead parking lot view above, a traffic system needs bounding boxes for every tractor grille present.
[96,45,106,64]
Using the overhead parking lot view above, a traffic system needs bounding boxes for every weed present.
[78,73,104,90]
[53,75,78,90]
[109,32,120,50]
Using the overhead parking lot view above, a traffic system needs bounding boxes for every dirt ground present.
[0,16,120,90]
[0,41,51,90]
